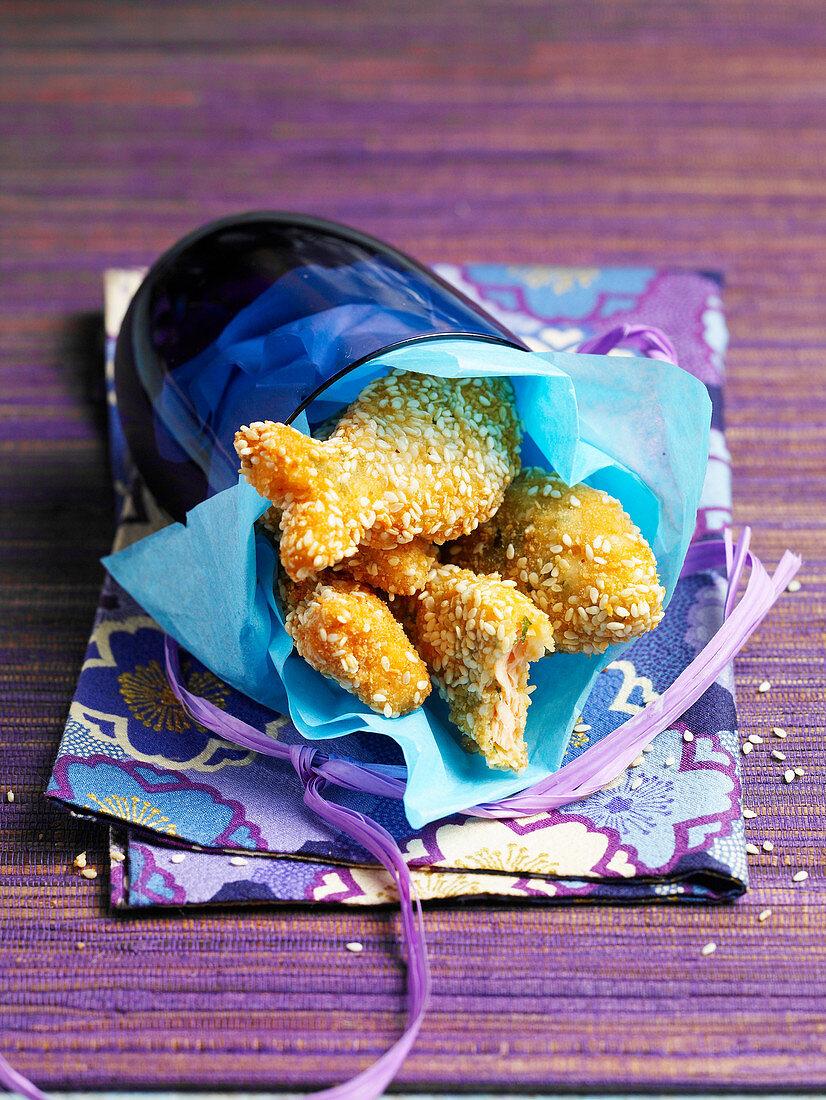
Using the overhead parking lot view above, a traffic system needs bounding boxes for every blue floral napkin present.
[48,264,746,907]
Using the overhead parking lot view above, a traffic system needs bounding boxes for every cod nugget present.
[403,565,554,774]
[235,370,521,581]
[446,469,665,655]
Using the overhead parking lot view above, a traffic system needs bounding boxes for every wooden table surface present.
[2,1,825,1093]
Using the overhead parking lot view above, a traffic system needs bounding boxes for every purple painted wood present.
[1,1,824,1092]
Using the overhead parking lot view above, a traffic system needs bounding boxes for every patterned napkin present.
[47,263,747,907]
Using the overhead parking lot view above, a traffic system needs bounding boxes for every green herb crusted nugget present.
[402,565,554,773]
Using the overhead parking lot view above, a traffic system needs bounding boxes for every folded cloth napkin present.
[47,263,747,907]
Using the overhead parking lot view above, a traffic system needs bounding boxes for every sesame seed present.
[630,777,643,790]
[562,533,573,548]
[664,756,676,767]
[757,680,771,693]
[230,856,249,867]
[630,755,645,768]
[76,941,86,950]
[794,766,804,776]
[170,853,186,864]
[80,867,97,880]
[569,495,581,507]
[642,744,654,753]
[72,853,87,869]
[742,742,753,755]
[110,850,126,863]
[771,749,786,761]
[762,840,774,852]
[772,726,787,739]
[786,579,801,593]
[745,843,760,855]
[784,769,796,783]
[683,731,694,742]
[792,870,809,882]
[383,704,393,718]
[742,808,757,819]
[573,723,591,733]
[758,908,772,922]
[748,733,763,744]
[701,942,717,956]
[345,941,364,953]
[5,790,14,803]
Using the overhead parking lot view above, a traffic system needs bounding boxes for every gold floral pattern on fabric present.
[119,660,229,733]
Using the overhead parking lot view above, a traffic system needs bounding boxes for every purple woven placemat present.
[2,1,824,1092]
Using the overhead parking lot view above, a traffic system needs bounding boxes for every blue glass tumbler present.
[115,211,525,522]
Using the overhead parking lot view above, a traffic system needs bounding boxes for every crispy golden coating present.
[282,573,431,718]
[330,538,438,596]
[234,370,521,581]
[403,565,554,773]
[446,469,665,655]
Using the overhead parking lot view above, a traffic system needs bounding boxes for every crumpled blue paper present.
[104,336,710,829]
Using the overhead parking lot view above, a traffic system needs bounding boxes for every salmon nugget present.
[403,565,554,774]
[235,370,521,581]
[446,469,665,655]
[282,573,431,718]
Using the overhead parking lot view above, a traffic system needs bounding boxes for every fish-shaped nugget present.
[403,565,554,773]
[235,370,521,581]
[446,469,665,655]
[282,573,431,718]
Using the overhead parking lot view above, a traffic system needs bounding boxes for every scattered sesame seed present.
[80,868,97,880]
[573,723,591,733]
[748,733,763,744]
[701,942,717,956]
[792,870,809,882]
[642,744,654,754]
[758,908,772,922]
[664,756,676,767]
[757,680,771,694]
[229,856,249,867]
[72,852,87,870]
[630,777,643,790]
[745,843,760,855]
[110,850,126,863]
[345,941,364,953]
[170,853,186,864]
[786,579,801,593]
[742,808,757,819]
[683,731,694,742]
[630,755,645,768]
[784,769,796,783]
[771,727,787,739]
[6,790,14,803]
[742,742,753,755]
[794,766,804,776]
[76,941,86,950]
[762,841,774,852]
[771,749,786,761]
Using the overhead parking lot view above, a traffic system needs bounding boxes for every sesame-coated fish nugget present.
[446,469,665,655]
[283,573,431,718]
[404,565,554,773]
[331,538,438,596]
[234,370,521,581]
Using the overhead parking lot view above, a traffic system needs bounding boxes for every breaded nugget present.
[283,573,431,718]
[446,469,665,655]
[235,370,521,581]
[403,565,554,773]
[330,537,438,596]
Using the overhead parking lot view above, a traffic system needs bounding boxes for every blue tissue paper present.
[104,336,710,829]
